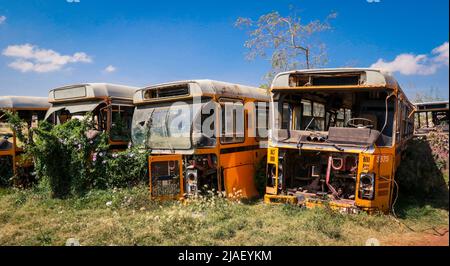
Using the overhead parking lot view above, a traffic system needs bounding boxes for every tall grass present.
[0,185,447,246]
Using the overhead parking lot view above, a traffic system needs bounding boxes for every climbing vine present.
[4,112,149,198]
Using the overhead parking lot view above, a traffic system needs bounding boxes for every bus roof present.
[414,100,449,112]
[48,83,138,103]
[134,79,269,104]
[271,68,414,109]
[0,96,50,110]
[271,68,400,90]
[414,100,449,106]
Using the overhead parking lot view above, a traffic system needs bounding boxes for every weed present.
[303,208,344,240]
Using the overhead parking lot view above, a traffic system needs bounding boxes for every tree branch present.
[279,18,310,68]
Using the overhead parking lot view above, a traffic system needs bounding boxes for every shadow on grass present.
[240,197,262,206]
[394,189,449,220]
[394,137,449,219]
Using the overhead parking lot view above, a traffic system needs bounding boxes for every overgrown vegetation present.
[2,112,149,198]
[396,132,449,196]
[1,111,448,246]
[0,185,447,246]
[0,157,13,187]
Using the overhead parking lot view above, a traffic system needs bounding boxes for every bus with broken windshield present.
[0,96,50,186]
[132,80,269,200]
[45,83,138,148]
[265,68,414,213]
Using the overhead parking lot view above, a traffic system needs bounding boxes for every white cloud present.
[367,0,381,3]
[371,53,438,75]
[432,42,449,65]
[103,65,116,73]
[370,42,449,75]
[0,15,6,25]
[2,44,92,73]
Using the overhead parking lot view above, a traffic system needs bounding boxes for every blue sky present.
[0,0,448,99]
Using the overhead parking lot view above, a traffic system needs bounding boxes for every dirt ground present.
[382,227,449,246]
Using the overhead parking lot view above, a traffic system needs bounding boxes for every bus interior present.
[269,88,399,202]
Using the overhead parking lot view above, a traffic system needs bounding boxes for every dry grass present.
[0,185,447,246]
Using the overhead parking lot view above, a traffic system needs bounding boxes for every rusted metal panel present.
[271,68,399,91]
[133,79,269,105]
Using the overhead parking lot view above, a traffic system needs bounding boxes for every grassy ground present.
[0,185,448,246]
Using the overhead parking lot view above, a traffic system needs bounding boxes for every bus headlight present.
[359,172,375,200]
[185,169,198,196]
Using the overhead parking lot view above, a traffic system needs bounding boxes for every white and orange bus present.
[45,83,138,149]
[0,96,50,185]
[132,80,269,199]
[264,68,414,213]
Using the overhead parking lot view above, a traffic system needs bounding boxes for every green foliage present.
[5,112,149,198]
[0,156,13,187]
[105,146,149,188]
[3,110,27,143]
[29,117,110,197]
[0,184,447,245]
[1,111,30,186]
[303,207,344,239]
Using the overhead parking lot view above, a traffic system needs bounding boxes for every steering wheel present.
[346,118,374,129]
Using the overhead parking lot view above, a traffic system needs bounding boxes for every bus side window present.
[301,100,312,129]
[281,103,290,129]
[313,102,325,131]
[396,101,402,142]
[110,105,134,142]
[256,102,269,139]
[220,99,245,144]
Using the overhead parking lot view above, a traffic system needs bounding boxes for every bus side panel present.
[355,151,394,213]
[373,152,395,213]
[220,150,258,198]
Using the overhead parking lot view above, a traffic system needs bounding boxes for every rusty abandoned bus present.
[45,83,138,149]
[132,80,269,200]
[265,68,414,213]
[0,96,50,185]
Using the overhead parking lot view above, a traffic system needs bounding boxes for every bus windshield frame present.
[271,88,397,147]
[132,99,214,151]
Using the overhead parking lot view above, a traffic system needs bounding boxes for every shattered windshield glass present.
[132,102,202,150]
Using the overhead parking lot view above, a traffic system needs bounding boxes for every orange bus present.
[132,80,269,199]
[0,96,50,185]
[45,83,138,149]
[264,68,414,213]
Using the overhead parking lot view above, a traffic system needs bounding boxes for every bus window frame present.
[255,101,269,140]
[109,104,134,142]
[219,98,246,145]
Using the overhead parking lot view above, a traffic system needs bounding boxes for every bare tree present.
[235,7,337,84]
[413,87,446,103]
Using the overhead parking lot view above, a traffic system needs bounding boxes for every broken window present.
[110,105,133,142]
[273,90,396,146]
